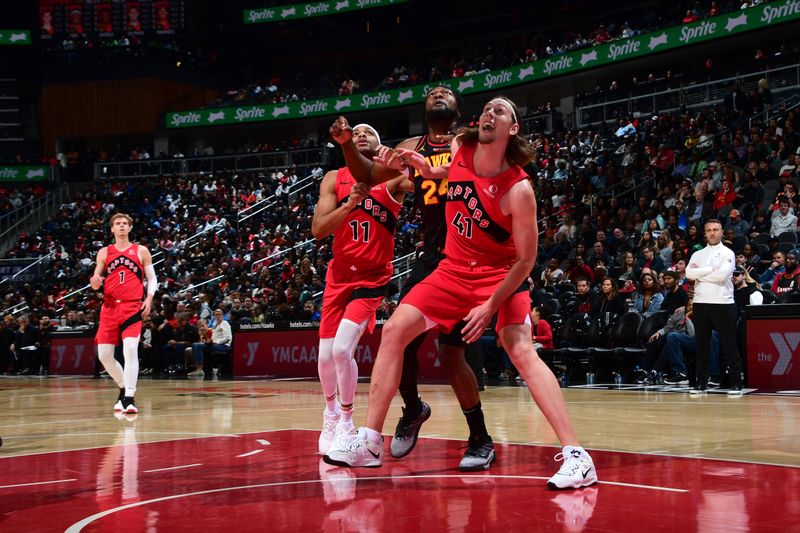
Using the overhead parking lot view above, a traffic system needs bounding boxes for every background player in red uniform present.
[91,213,157,415]
[312,124,409,454]
[330,87,497,471]
[326,97,598,490]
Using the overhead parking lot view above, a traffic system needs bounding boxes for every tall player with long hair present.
[313,124,408,454]
[326,96,598,490]
[91,213,157,414]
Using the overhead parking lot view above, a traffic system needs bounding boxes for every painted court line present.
[256,439,271,446]
[143,463,202,474]
[0,478,77,489]
[66,474,685,532]
[237,450,264,458]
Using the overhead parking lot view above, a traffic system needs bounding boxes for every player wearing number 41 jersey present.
[325,96,598,491]
[312,124,408,456]
[91,213,157,416]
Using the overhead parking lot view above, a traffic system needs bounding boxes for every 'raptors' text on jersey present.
[332,167,403,275]
[444,143,529,268]
[411,135,451,253]
[103,244,145,300]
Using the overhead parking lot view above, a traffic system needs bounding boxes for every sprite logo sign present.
[0,166,48,182]
[169,1,800,128]
[0,30,31,45]
[244,0,410,24]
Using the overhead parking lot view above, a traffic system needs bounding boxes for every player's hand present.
[395,149,434,177]
[141,297,152,319]
[372,145,405,171]
[461,301,494,344]
[330,116,353,145]
[90,274,105,289]
[344,182,370,210]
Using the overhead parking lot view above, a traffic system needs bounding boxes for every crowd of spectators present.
[3,14,800,380]
[0,160,423,375]
[211,1,746,109]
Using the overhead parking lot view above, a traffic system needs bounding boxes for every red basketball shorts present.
[401,259,531,335]
[319,261,390,339]
[95,300,143,345]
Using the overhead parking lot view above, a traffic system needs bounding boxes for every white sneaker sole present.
[547,474,598,490]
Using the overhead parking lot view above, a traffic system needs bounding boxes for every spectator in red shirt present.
[531,306,554,350]
[712,179,737,211]
[650,144,675,171]
[568,255,596,283]
[682,10,698,24]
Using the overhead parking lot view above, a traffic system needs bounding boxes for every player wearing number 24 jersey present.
[311,124,409,456]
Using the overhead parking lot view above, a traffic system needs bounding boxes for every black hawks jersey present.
[411,134,452,254]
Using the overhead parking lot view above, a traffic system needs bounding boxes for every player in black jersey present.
[330,86,495,471]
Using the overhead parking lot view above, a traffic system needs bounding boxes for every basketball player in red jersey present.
[326,96,598,490]
[329,87,497,471]
[91,213,157,415]
[312,124,409,455]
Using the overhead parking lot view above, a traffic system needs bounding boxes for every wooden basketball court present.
[1,376,799,531]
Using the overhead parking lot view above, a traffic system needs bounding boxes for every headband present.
[488,97,518,124]
[352,123,381,145]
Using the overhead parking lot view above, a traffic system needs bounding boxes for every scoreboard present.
[40,0,186,38]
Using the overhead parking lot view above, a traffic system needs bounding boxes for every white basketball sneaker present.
[318,410,340,455]
[547,447,598,490]
[331,419,357,452]
[324,429,383,468]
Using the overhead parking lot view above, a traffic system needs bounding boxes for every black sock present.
[399,335,425,416]
[118,388,125,401]
[463,402,491,443]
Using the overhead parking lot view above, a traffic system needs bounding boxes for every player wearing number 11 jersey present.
[312,124,408,455]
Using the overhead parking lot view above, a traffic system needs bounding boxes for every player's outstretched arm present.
[461,180,538,343]
[311,171,369,239]
[90,247,107,290]
[330,116,417,186]
[139,245,156,319]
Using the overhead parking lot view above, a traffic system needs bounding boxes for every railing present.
[93,147,327,180]
[237,167,324,225]
[0,185,69,250]
[312,251,417,301]
[576,62,800,127]
[749,92,800,128]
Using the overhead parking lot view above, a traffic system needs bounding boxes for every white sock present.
[359,427,382,444]
[564,445,587,456]
[122,337,139,397]
[340,407,353,424]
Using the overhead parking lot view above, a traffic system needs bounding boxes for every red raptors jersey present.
[332,167,402,272]
[444,143,529,268]
[103,243,145,301]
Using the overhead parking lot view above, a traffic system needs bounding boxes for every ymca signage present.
[747,318,800,389]
[232,326,446,380]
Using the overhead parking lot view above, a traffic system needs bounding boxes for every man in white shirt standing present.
[686,219,743,395]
